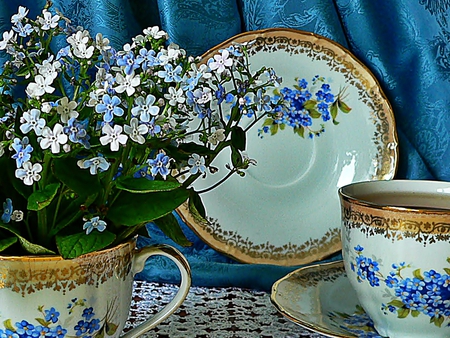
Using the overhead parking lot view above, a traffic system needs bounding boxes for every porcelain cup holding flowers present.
[339,180,450,338]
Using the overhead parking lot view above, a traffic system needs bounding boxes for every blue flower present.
[255,89,271,112]
[12,22,33,37]
[83,216,107,235]
[188,154,206,175]
[116,51,143,75]
[15,321,34,335]
[148,153,170,179]
[2,198,13,223]
[74,320,89,336]
[87,318,100,334]
[11,136,33,168]
[63,118,91,149]
[137,48,159,70]
[157,63,182,83]
[0,328,19,338]
[82,307,95,321]
[45,307,60,323]
[49,325,67,338]
[95,94,124,122]
[78,156,110,175]
[131,95,159,122]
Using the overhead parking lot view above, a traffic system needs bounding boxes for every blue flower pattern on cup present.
[0,298,117,337]
[258,75,351,139]
[351,245,450,328]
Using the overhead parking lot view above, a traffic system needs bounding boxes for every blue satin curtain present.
[1,0,449,290]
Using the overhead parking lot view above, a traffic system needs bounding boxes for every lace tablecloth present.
[124,281,326,338]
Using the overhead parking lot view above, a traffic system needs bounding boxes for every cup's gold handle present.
[121,244,191,338]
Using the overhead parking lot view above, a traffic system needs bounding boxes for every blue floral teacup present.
[0,239,191,337]
[339,180,450,338]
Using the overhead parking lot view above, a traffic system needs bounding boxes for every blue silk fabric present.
[1,0,449,290]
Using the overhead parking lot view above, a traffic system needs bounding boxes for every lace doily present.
[124,281,326,337]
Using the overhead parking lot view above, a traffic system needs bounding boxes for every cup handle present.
[121,244,191,338]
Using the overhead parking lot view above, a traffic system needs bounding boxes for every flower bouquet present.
[0,3,349,259]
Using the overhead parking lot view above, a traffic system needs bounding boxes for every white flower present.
[25,74,55,98]
[11,6,29,24]
[41,102,53,113]
[67,30,90,49]
[164,87,185,106]
[73,44,95,59]
[99,123,128,151]
[188,63,212,80]
[15,161,42,185]
[209,49,233,74]
[19,109,46,135]
[95,33,110,51]
[39,123,68,153]
[143,26,167,39]
[36,58,61,80]
[124,118,148,144]
[115,71,140,96]
[208,129,225,145]
[188,153,206,174]
[56,97,78,123]
[11,210,24,222]
[0,30,15,50]
[38,10,60,30]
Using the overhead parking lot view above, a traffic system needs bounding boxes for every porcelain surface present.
[340,180,450,338]
[271,260,382,337]
[178,28,398,266]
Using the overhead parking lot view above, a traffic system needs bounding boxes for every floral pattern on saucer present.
[271,260,382,337]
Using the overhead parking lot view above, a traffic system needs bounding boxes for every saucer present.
[177,28,398,266]
[270,260,382,337]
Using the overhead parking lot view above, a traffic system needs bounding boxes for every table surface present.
[124,281,327,338]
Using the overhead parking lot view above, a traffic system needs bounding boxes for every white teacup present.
[339,180,450,338]
[0,239,191,338]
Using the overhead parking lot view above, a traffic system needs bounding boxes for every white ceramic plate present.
[271,261,382,337]
[177,28,398,265]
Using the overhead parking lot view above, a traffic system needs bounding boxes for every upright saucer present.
[270,260,382,337]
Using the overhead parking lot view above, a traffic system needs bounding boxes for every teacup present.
[0,239,191,338]
[339,180,450,338]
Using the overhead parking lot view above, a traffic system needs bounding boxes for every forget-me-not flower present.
[83,216,107,234]
[11,136,33,168]
[95,94,124,122]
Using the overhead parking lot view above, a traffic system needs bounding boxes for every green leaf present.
[115,177,181,193]
[262,118,274,127]
[397,307,410,319]
[56,230,116,259]
[338,99,352,113]
[177,142,215,156]
[231,126,246,151]
[303,100,317,110]
[0,236,17,252]
[433,315,445,327]
[330,101,338,121]
[269,123,278,135]
[0,223,55,255]
[388,300,405,308]
[153,213,192,247]
[188,189,206,219]
[295,126,305,138]
[53,157,102,197]
[50,193,98,237]
[35,317,51,327]
[3,319,15,332]
[411,310,420,318]
[308,109,321,119]
[413,269,423,280]
[231,146,243,168]
[105,322,119,336]
[107,188,189,226]
[18,236,56,255]
[444,268,450,275]
[27,183,60,211]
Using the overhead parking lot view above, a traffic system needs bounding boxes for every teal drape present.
[2,0,449,290]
